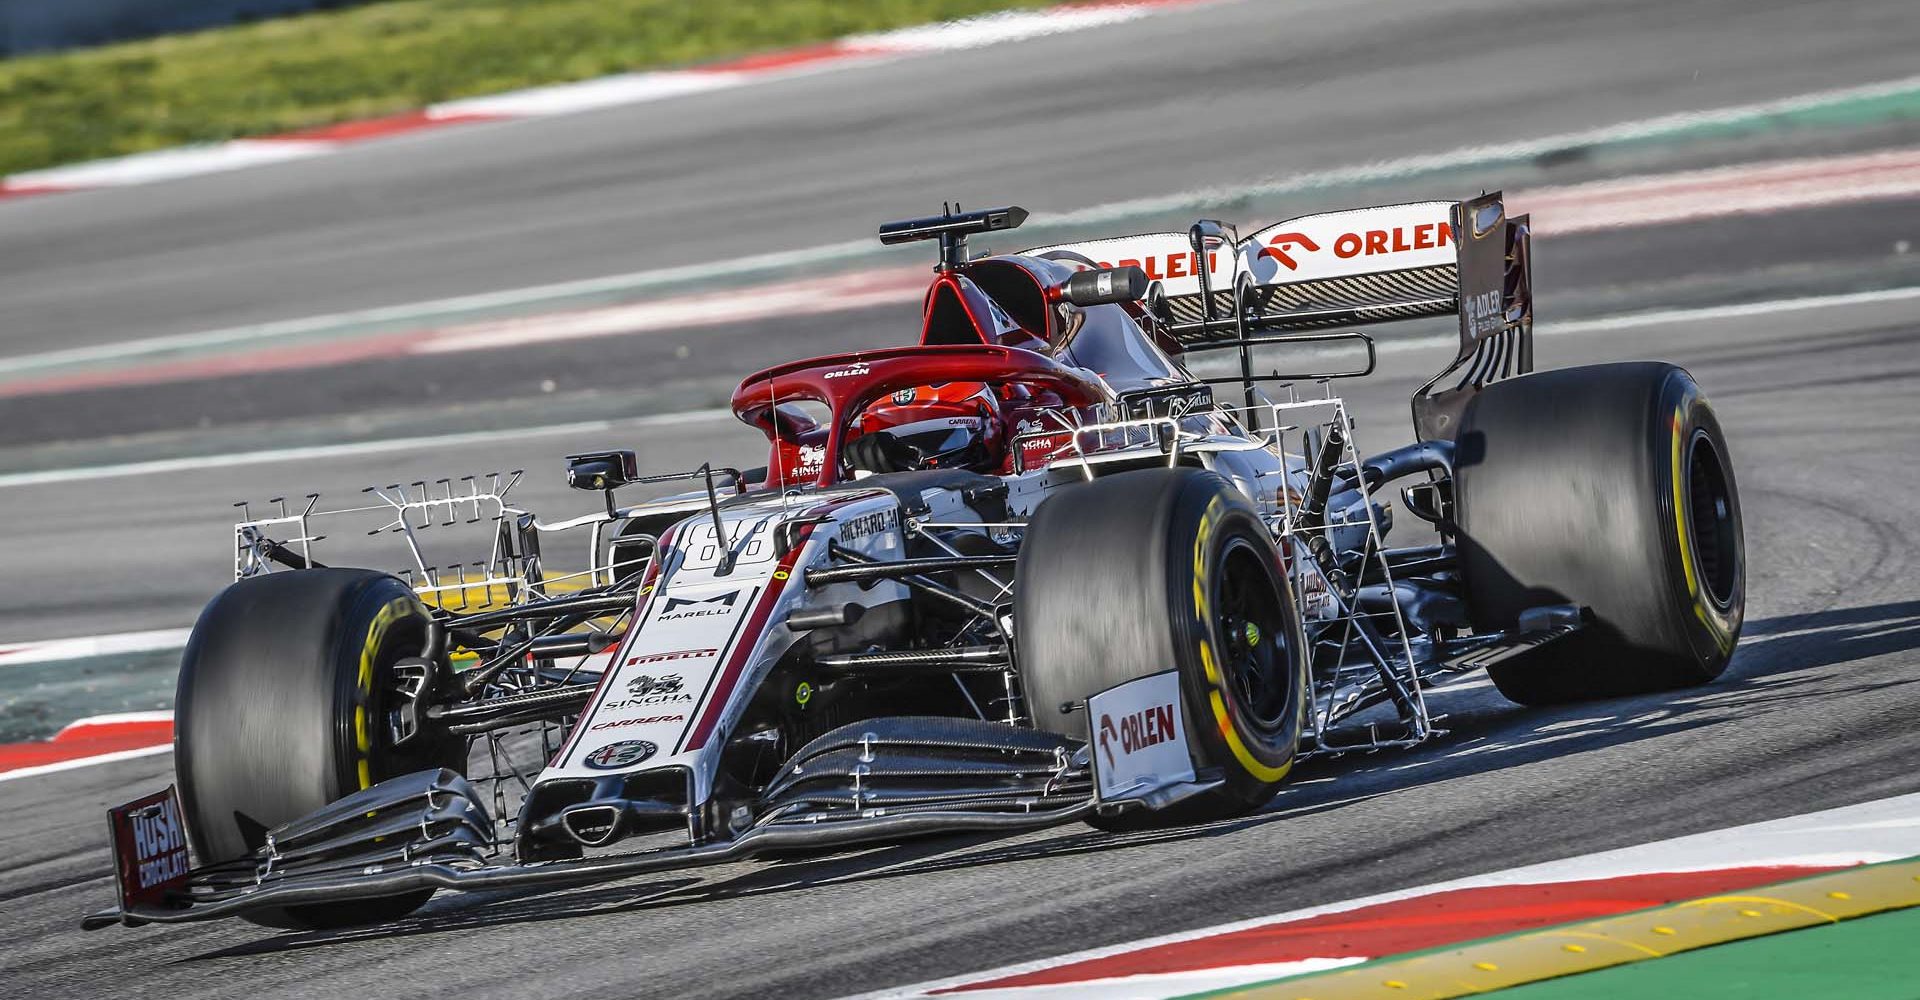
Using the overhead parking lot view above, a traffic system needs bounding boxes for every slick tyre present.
[1018,468,1308,830]
[175,568,464,929]
[1455,362,1744,705]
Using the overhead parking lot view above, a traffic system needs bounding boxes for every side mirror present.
[1059,266,1148,307]
[565,450,638,492]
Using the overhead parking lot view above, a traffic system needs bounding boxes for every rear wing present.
[1025,193,1533,439]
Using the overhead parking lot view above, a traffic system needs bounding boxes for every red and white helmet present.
[849,382,1004,472]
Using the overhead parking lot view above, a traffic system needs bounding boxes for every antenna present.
[878,205,1028,271]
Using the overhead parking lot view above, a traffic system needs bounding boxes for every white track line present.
[1037,73,1920,229]
[4,140,335,189]
[0,628,193,667]
[0,241,879,379]
[429,3,1184,118]
[0,408,733,490]
[11,144,1913,386]
[429,71,749,119]
[1523,147,1920,235]
[319,152,1920,362]
[412,269,926,355]
[54,711,176,732]
[938,959,1367,1000]
[5,71,1919,381]
[1362,284,1920,357]
[1542,285,1920,335]
[3,285,1916,491]
[3,285,1913,684]
[840,3,1163,51]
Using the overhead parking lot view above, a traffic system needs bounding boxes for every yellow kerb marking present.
[1689,894,1838,922]
[1232,858,1920,1000]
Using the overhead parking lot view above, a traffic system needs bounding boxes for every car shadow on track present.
[181,599,1920,962]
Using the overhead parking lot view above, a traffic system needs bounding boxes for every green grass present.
[1487,906,1920,1000]
[0,0,1049,177]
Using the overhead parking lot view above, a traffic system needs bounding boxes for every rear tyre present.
[1017,468,1308,830]
[175,569,464,929]
[1455,362,1744,705]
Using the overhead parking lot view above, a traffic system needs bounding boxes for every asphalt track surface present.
[3,0,1919,357]
[4,0,1920,997]
[6,198,1916,642]
[7,279,1920,999]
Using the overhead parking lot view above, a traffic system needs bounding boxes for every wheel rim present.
[1212,537,1294,734]
[1684,431,1739,609]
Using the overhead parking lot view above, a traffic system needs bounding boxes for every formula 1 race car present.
[88,193,1745,930]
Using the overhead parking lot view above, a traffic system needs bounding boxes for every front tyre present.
[175,568,464,929]
[1017,468,1308,829]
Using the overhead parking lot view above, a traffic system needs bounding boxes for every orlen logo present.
[1095,702,1178,768]
[1258,232,1321,270]
[1331,221,1452,260]
[1084,250,1222,282]
[823,362,871,380]
[1259,223,1453,270]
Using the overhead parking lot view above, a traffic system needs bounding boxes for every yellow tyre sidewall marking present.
[1191,496,1295,784]
[355,595,419,790]
[1669,405,1733,655]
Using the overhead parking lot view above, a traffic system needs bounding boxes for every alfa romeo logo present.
[583,740,657,770]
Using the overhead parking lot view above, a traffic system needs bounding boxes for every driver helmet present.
[849,382,1004,473]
